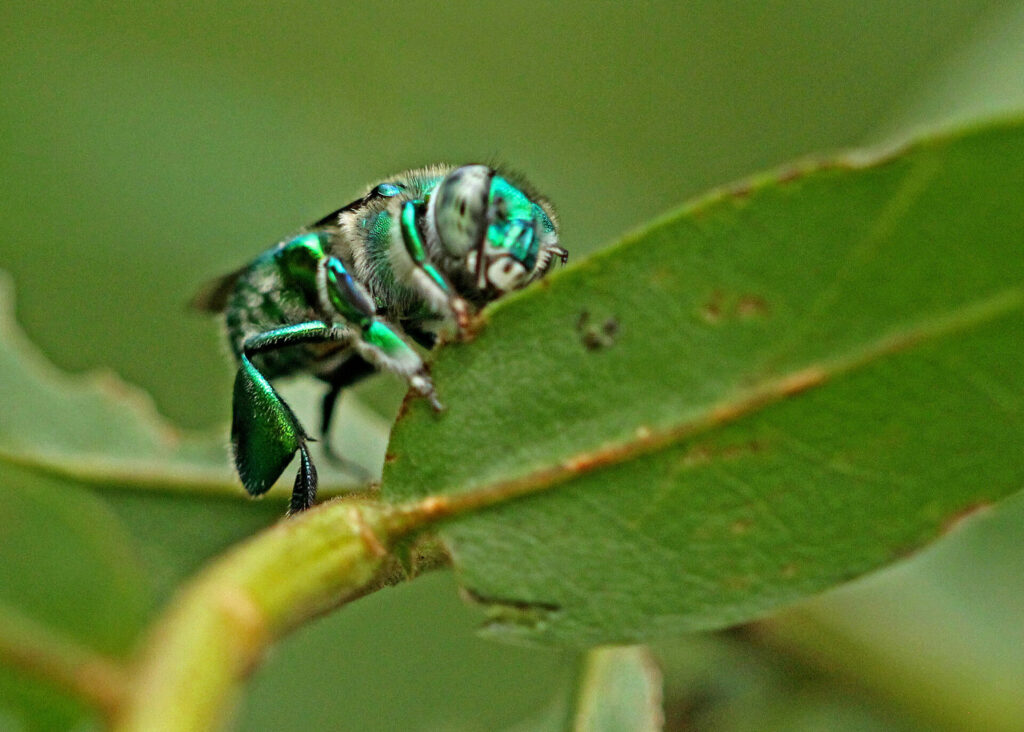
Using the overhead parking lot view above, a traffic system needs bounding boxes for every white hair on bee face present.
[487,256,529,291]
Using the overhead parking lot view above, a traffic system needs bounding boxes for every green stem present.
[0,606,128,720]
[111,456,584,732]
[112,497,449,731]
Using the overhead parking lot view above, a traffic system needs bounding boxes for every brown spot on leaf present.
[737,295,769,318]
[395,395,412,420]
[777,166,806,184]
[581,331,605,350]
[701,292,771,324]
[564,449,620,472]
[729,181,754,198]
[700,292,724,324]
[576,310,620,350]
[709,401,745,423]
[731,519,753,535]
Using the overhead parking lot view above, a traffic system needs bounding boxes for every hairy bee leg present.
[280,232,443,408]
[349,317,444,411]
[530,245,569,281]
[399,200,471,331]
[288,442,317,515]
[234,321,341,509]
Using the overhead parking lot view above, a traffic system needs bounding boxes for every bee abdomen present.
[224,259,322,379]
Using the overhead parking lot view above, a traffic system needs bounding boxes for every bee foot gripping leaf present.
[231,355,306,497]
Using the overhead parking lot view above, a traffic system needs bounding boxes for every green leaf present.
[0,271,234,493]
[762,13,1024,731]
[572,646,663,731]
[0,467,148,729]
[383,119,1024,644]
[0,273,388,725]
[506,646,663,732]
[0,470,150,656]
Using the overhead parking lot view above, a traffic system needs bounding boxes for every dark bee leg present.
[319,356,375,478]
[234,321,343,513]
[401,323,439,350]
[289,442,318,514]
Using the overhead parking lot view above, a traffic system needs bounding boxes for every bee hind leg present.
[233,321,344,513]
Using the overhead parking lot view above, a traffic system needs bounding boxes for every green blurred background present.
[2,2,1023,729]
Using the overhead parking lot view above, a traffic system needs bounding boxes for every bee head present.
[431,165,561,294]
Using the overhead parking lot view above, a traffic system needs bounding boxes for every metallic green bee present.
[194,165,567,513]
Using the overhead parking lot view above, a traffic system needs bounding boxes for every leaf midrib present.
[410,287,1023,522]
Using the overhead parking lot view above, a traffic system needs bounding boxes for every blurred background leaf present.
[572,647,664,731]
[1,1,1023,730]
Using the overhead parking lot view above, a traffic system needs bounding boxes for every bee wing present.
[189,266,248,313]
[191,190,370,314]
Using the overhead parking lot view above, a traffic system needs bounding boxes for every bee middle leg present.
[319,355,376,478]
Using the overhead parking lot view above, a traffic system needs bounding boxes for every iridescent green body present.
[195,164,566,513]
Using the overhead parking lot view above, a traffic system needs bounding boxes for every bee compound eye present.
[435,165,491,256]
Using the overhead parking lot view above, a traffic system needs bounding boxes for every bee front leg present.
[399,200,472,333]
[531,245,569,281]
